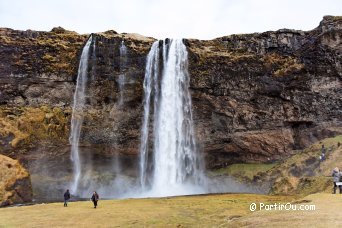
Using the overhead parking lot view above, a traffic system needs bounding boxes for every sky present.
[0,0,341,39]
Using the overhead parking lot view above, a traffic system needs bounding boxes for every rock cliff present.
[0,16,341,199]
[187,16,342,167]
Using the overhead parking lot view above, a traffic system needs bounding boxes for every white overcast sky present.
[0,0,340,39]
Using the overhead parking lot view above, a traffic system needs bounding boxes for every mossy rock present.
[0,154,32,206]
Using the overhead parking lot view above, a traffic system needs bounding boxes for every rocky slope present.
[0,16,341,198]
[0,154,32,206]
[211,135,342,196]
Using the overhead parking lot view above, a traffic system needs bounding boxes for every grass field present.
[0,194,293,227]
[0,193,341,227]
[231,193,342,227]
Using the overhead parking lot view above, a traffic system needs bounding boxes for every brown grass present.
[263,53,304,77]
[1,193,339,227]
[231,193,342,227]
[0,193,293,227]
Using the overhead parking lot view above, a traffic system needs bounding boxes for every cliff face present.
[187,16,342,167]
[0,17,341,197]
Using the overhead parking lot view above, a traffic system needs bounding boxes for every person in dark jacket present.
[64,189,71,207]
[332,167,341,194]
[91,191,99,208]
[320,145,326,161]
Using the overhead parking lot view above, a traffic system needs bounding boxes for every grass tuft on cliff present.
[211,163,276,181]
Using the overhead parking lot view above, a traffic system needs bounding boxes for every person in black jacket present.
[91,191,99,208]
[64,189,71,207]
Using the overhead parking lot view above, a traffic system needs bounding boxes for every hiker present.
[320,145,326,161]
[91,191,99,208]
[332,167,341,194]
[64,189,71,207]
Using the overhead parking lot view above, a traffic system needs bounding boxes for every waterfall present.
[111,41,127,179]
[139,41,160,189]
[69,36,93,194]
[91,37,96,81]
[139,39,205,196]
[118,41,127,106]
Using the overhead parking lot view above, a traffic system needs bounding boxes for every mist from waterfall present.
[139,39,206,197]
[69,36,93,194]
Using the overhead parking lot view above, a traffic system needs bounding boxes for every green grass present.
[212,163,276,180]
[2,193,341,227]
[0,194,293,227]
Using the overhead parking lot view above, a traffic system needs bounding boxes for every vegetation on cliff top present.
[0,28,86,76]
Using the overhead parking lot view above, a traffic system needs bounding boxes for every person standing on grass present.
[320,144,326,161]
[332,167,341,194]
[64,189,71,207]
[91,191,99,208]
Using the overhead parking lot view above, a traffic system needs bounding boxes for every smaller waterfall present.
[91,37,96,81]
[118,41,127,106]
[139,41,160,189]
[69,36,93,194]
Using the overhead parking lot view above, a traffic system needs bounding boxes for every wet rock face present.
[0,17,341,175]
[0,154,32,206]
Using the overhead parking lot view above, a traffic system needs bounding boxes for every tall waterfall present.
[69,36,93,194]
[139,39,205,197]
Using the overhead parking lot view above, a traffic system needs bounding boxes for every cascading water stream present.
[112,41,127,176]
[118,41,127,106]
[139,39,205,196]
[91,37,96,81]
[139,41,160,189]
[69,36,93,194]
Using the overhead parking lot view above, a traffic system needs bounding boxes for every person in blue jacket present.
[64,189,71,207]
